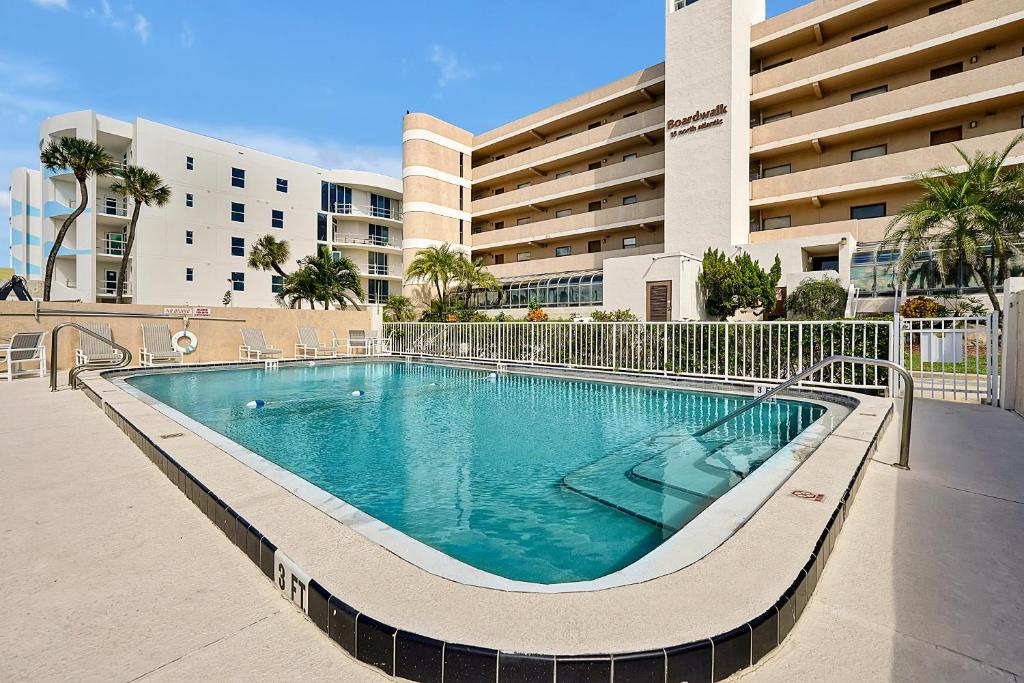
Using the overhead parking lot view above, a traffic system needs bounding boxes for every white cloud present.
[133,13,150,43]
[429,44,473,89]
[30,0,69,9]
[0,56,67,124]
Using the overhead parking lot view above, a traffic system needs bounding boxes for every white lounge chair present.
[0,331,46,381]
[75,323,120,366]
[139,324,184,366]
[346,329,371,355]
[240,328,284,361]
[295,326,336,358]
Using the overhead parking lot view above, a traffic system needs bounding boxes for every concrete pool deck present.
[1,378,1021,681]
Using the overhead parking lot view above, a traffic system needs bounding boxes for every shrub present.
[937,296,987,317]
[525,298,548,322]
[785,278,848,320]
[590,309,638,322]
[899,296,945,318]
[698,248,781,320]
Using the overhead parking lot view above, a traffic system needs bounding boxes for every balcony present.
[96,278,131,298]
[751,0,1023,103]
[472,199,664,249]
[473,107,665,184]
[328,234,402,252]
[95,196,130,219]
[96,236,131,258]
[472,152,665,220]
[486,243,663,279]
[750,129,1024,206]
[749,216,891,244]
[752,56,1024,156]
[328,203,403,224]
[364,264,403,281]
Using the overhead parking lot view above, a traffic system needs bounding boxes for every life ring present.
[172,330,198,354]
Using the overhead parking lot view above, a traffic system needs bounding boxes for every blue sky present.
[1,0,807,268]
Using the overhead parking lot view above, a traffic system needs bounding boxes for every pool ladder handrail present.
[693,355,914,470]
[49,322,133,392]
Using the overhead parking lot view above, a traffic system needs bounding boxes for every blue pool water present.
[127,362,825,584]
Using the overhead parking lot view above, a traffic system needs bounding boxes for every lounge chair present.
[139,324,184,366]
[295,326,336,358]
[0,331,46,381]
[346,329,371,355]
[239,328,284,361]
[75,323,120,367]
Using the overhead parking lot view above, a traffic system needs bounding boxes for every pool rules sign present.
[275,549,311,614]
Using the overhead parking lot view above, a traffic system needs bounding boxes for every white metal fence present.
[896,312,1000,403]
[383,321,894,390]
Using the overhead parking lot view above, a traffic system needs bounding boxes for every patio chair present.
[239,328,284,361]
[0,331,46,381]
[346,329,371,355]
[295,326,336,358]
[75,323,120,367]
[139,324,184,366]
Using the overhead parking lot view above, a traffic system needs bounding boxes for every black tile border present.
[87,371,892,683]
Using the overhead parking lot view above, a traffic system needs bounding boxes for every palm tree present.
[275,266,320,310]
[39,137,116,301]
[405,244,462,306]
[248,234,291,278]
[885,134,1024,312]
[109,165,171,303]
[456,256,500,306]
[382,295,415,322]
[277,246,364,310]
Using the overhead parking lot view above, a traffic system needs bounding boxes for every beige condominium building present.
[8,111,403,310]
[402,0,1024,320]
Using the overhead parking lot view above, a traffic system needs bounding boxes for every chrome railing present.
[332,234,400,249]
[693,355,914,470]
[331,203,403,221]
[96,237,128,256]
[49,322,132,391]
[96,197,129,217]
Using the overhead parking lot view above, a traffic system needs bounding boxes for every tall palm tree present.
[277,246,364,310]
[109,165,171,303]
[405,244,462,306]
[885,134,1024,312]
[248,234,291,278]
[39,137,116,301]
[382,295,415,322]
[456,256,500,306]
[275,266,320,310]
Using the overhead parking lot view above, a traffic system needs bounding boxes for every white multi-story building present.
[7,110,403,308]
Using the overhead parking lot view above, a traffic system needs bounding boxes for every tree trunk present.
[272,262,287,278]
[975,263,1001,313]
[116,200,141,304]
[42,176,89,302]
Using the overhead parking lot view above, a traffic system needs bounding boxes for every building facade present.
[7,111,403,309]
[403,0,1024,320]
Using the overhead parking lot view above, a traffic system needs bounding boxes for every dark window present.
[494,254,504,265]
[588,121,602,130]
[588,240,602,253]
[622,111,638,118]
[929,0,961,14]
[555,246,571,257]
[272,275,283,293]
[459,186,464,210]
[186,156,194,171]
[763,215,792,230]
[623,237,637,249]
[185,193,194,208]
[317,213,328,241]
[931,62,964,80]
[271,209,284,229]
[231,272,245,292]
[762,111,792,124]
[276,178,288,193]
[851,203,886,220]
[763,164,791,178]
[231,167,245,188]
[851,85,888,101]
[588,201,602,212]
[459,219,464,245]
[851,25,887,41]
[459,153,464,178]
[368,279,390,305]
[494,221,504,230]
[623,195,638,205]
[185,230,193,245]
[231,202,245,222]
[930,126,963,145]
[231,236,245,257]
[811,255,840,272]
[851,144,887,161]
[185,267,194,282]
[493,188,504,195]
[588,161,602,171]
[762,58,792,72]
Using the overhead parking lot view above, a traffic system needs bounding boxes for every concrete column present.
[999,277,1023,411]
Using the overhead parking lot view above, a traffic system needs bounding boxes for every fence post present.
[890,314,902,398]
[724,322,730,381]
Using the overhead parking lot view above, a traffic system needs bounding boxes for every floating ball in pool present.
[246,399,266,409]
[351,390,365,397]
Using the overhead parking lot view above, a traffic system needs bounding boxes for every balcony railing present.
[96,196,130,217]
[367,264,391,276]
[96,279,131,296]
[332,234,401,249]
[330,203,403,221]
[96,236,130,256]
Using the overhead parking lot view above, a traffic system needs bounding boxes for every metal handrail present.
[693,355,914,470]
[49,322,133,391]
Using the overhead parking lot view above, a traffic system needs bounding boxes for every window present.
[322,182,352,212]
[368,279,390,305]
[622,111,638,118]
[459,187,464,211]
[516,217,530,226]
[517,182,531,189]
[851,203,886,220]
[517,252,531,262]
[762,164,792,178]
[762,111,792,124]
[276,178,288,193]
[851,85,888,101]
[763,215,792,230]
[368,252,388,276]
[271,209,284,229]
[231,272,245,292]
[555,246,571,257]
[622,236,637,249]
[317,213,328,241]
[231,167,245,188]
[467,273,605,311]
[931,62,964,80]
[369,224,389,246]
[231,237,245,257]
[588,240,602,253]
[555,133,571,141]
[588,161,602,171]
[555,209,572,218]
[555,171,573,179]
[231,202,245,222]
[623,153,638,162]
[810,255,840,272]
[185,230,193,245]
[493,188,504,195]
[494,221,505,230]
[185,267,194,282]
[370,193,393,219]
[185,193,194,208]
[459,219,464,245]
[588,201,602,212]
[494,254,504,265]
[930,126,963,145]
[622,195,638,205]
[186,156,194,171]
[272,275,283,294]
[851,25,887,41]
[929,0,961,14]
[588,121,602,130]
[459,153,464,178]
[851,144,887,161]
[762,59,792,72]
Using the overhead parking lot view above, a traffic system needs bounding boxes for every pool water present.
[127,362,825,584]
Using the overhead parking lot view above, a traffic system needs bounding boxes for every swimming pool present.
[126,361,830,585]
